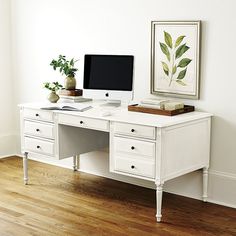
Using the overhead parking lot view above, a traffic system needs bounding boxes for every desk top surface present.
[19,102,212,128]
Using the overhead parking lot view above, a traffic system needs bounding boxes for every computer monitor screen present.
[83,54,134,106]
[83,54,133,92]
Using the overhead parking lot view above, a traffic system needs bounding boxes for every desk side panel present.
[161,118,211,181]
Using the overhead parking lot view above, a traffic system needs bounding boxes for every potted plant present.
[50,55,78,90]
[43,81,63,103]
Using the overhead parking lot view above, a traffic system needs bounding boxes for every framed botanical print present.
[151,21,201,99]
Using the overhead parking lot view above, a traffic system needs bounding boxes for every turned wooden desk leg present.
[73,155,80,171]
[155,183,164,222]
[23,152,28,185]
[203,167,209,202]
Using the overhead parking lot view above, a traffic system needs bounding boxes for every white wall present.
[10,0,236,207]
[0,0,16,157]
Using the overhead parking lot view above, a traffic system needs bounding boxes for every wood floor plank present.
[0,156,236,236]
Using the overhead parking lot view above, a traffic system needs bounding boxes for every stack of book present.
[140,98,184,111]
[58,89,92,103]
[59,89,83,97]
[59,96,92,103]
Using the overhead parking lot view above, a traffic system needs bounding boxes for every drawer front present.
[114,122,155,139]
[24,137,54,156]
[114,157,155,178]
[24,121,54,139]
[114,137,155,159]
[58,114,109,132]
[24,108,53,122]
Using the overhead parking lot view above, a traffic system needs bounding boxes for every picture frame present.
[151,21,201,99]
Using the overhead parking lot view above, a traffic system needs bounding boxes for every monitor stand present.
[100,100,121,108]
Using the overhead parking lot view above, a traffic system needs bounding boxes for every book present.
[40,103,92,112]
[58,89,83,96]
[140,98,169,107]
[59,96,92,103]
[138,104,162,109]
[163,101,184,111]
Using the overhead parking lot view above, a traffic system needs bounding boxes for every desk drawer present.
[58,114,109,132]
[114,137,155,159]
[24,108,53,122]
[24,121,54,139]
[114,122,155,139]
[114,157,155,178]
[24,137,54,156]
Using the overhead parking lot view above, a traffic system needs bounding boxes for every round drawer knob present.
[80,121,83,124]
[131,146,135,150]
[131,165,135,169]
[36,129,40,132]
[131,129,135,132]
[35,113,39,117]
[37,145,40,149]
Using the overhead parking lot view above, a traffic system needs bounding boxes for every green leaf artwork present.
[177,58,192,68]
[176,68,187,80]
[172,65,177,75]
[161,61,169,76]
[159,32,192,86]
[175,44,189,59]
[175,35,185,48]
[164,31,172,49]
[159,42,170,61]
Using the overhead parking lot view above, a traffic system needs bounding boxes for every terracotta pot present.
[48,91,60,103]
[64,76,76,90]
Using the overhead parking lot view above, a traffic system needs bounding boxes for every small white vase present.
[48,91,60,103]
[64,76,76,90]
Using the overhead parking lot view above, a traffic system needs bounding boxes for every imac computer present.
[83,54,134,106]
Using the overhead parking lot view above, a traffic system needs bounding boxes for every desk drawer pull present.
[24,108,53,122]
[114,157,155,178]
[114,122,155,139]
[36,128,40,132]
[131,146,135,150]
[37,145,40,149]
[80,121,83,124]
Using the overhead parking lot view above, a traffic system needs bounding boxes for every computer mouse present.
[101,111,112,117]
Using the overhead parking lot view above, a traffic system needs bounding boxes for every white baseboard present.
[207,170,236,208]
[13,153,236,209]
[0,154,18,159]
[0,134,17,158]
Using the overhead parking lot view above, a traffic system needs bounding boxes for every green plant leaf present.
[175,35,185,48]
[172,65,177,75]
[175,44,189,59]
[164,31,172,49]
[161,61,169,76]
[50,55,78,77]
[176,68,187,80]
[176,80,187,86]
[70,58,74,66]
[159,42,170,61]
[177,58,192,68]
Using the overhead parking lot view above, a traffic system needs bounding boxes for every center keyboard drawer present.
[24,137,54,156]
[114,122,155,139]
[114,137,155,159]
[58,114,109,132]
[24,120,54,139]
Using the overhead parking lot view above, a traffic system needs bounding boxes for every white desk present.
[19,102,212,222]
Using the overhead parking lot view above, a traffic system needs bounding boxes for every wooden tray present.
[59,89,83,96]
[128,104,195,116]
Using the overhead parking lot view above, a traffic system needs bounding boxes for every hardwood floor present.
[0,156,235,236]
